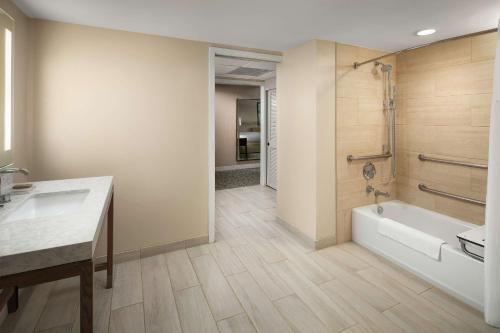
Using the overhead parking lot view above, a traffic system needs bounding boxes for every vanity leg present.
[106,193,114,289]
[80,260,94,333]
[7,286,18,313]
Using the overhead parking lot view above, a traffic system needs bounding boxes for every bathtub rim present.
[354,199,479,250]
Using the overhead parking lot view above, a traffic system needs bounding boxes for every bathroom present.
[0,1,500,332]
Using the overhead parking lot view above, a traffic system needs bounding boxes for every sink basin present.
[6,190,90,221]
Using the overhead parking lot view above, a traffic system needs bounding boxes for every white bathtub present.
[352,200,484,310]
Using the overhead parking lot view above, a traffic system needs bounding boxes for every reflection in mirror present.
[0,9,13,168]
[236,99,260,161]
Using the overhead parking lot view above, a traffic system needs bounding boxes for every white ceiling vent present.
[228,67,273,77]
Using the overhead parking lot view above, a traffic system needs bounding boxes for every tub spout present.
[375,189,390,198]
[366,185,390,198]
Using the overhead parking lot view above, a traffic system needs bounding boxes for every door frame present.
[208,48,282,242]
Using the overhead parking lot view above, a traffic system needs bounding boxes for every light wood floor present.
[1,185,498,333]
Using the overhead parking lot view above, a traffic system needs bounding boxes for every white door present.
[266,89,277,190]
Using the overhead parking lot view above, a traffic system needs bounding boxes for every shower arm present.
[353,28,498,69]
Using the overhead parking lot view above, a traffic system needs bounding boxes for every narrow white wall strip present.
[485,19,500,327]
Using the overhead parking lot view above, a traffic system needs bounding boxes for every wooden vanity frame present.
[0,191,114,333]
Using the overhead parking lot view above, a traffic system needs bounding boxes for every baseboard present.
[274,217,315,249]
[95,235,209,264]
[274,217,336,250]
[215,163,260,171]
[314,236,337,250]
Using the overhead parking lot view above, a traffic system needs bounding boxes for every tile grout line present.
[139,257,147,333]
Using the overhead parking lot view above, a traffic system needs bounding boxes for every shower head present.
[374,61,392,73]
[381,64,392,72]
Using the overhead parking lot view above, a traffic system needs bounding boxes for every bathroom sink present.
[6,189,90,221]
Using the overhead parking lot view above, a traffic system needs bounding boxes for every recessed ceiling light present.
[416,29,436,36]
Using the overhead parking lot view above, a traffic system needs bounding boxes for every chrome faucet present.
[0,167,29,176]
[0,167,30,204]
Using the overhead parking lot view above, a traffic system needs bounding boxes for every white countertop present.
[0,176,113,276]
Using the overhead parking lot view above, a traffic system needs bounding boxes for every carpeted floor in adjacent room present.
[215,168,260,190]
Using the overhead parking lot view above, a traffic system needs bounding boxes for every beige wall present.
[215,84,260,167]
[277,40,336,245]
[335,43,396,243]
[396,32,497,225]
[28,20,210,254]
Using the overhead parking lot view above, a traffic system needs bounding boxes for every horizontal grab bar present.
[418,154,488,170]
[347,153,392,162]
[418,184,485,206]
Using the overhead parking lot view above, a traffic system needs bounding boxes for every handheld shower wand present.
[374,61,397,178]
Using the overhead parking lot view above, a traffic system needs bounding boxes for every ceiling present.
[12,0,500,51]
[215,57,276,82]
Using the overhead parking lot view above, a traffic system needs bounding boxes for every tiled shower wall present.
[396,32,497,225]
[336,33,497,243]
[335,44,397,243]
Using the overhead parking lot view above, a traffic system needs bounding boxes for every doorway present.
[208,48,282,242]
[215,86,261,190]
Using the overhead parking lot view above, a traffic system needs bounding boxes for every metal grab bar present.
[347,153,392,162]
[418,154,488,170]
[458,239,484,262]
[418,184,485,206]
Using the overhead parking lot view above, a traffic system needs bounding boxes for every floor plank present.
[232,245,293,301]
[242,212,280,239]
[320,279,404,333]
[421,288,500,333]
[216,218,249,247]
[141,254,182,333]
[358,267,479,333]
[218,205,251,227]
[270,236,333,284]
[318,246,370,271]
[340,325,372,333]
[339,243,431,293]
[217,313,257,333]
[174,286,219,333]
[208,241,247,276]
[109,303,145,333]
[238,225,287,264]
[383,303,443,333]
[273,295,330,333]
[38,325,73,333]
[227,271,292,333]
[0,283,54,333]
[191,254,243,320]
[310,251,398,312]
[35,277,79,332]
[272,260,355,332]
[186,244,211,258]
[166,250,199,291]
[111,259,143,310]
